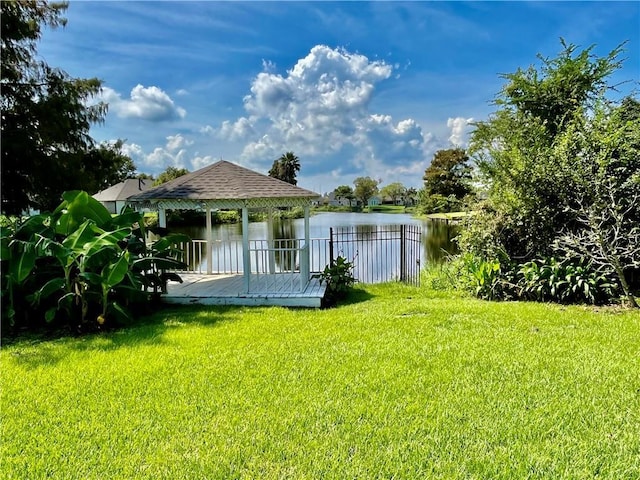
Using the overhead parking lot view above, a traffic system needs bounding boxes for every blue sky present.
[40,1,640,194]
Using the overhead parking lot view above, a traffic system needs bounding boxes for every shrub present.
[0,191,188,334]
[314,256,356,306]
[517,258,618,305]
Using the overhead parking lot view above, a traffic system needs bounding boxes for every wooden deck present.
[164,273,327,308]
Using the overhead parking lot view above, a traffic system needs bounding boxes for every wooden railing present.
[174,238,329,276]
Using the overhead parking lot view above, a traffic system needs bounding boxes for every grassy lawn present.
[2,284,639,479]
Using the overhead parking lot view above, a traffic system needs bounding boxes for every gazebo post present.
[205,206,212,275]
[301,205,311,289]
[267,207,276,274]
[242,206,250,293]
[158,207,167,228]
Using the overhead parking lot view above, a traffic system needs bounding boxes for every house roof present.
[128,160,318,203]
[93,178,152,202]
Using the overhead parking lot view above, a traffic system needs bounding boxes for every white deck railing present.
[174,238,330,277]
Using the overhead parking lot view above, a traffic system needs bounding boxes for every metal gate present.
[329,225,422,285]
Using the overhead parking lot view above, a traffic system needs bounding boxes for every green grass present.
[2,284,639,479]
[367,204,407,213]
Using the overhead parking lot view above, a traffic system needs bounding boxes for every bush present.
[0,191,188,334]
[314,256,356,306]
[516,258,618,305]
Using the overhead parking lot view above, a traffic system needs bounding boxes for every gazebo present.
[128,160,325,306]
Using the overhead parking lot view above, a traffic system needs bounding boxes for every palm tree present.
[278,152,300,185]
[268,152,300,185]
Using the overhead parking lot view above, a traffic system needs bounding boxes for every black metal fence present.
[174,224,422,286]
[329,225,422,285]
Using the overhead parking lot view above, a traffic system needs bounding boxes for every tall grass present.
[2,284,639,479]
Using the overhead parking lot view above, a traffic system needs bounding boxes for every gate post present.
[400,224,406,282]
[329,227,334,264]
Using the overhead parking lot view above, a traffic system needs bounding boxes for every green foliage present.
[551,99,640,307]
[353,176,379,206]
[313,255,356,305]
[153,166,190,186]
[452,254,620,305]
[459,254,505,301]
[0,191,188,333]
[423,148,472,199]
[418,192,464,214]
[498,39,624,137]
[1,1,128,214]
[468,40,628,261]
[517,258,617,305]
[77,140,136,194]
[333,185,355,206]
[268,151,300,185]
[379,182,406,204]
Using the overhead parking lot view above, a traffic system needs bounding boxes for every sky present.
[39,1,640,194]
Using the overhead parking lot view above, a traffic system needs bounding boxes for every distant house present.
[326,191,353,207]
[367,195,382,207]
[93,178,152,214]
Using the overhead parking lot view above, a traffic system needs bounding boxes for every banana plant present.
[2,191,189,331]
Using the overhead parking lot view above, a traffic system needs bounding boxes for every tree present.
[423,148,472,199]
[380,182,406,205]
[353,177,379,206]
[333,185,354,206]
[269,152,300,185]
[75,140,136,194]
[1,1,109,214]
[465,40,627,260]
[553,98,640,307]
[153,166,190,186]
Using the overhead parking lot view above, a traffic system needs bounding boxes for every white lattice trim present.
[129,197,314,211]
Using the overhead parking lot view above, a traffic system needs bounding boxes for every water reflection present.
[424,220,459,264]
[272,217,296,271]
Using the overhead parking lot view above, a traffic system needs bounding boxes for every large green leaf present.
[78,272,104,286]
[29,277,65,305]
[0,234,11,261]
[82,245,119,271]
[151,233,191,252]
[9,242,36,283]
[106,208,143,229]
[62,220,97,251]
[82,227,130,257]
[102,252,130,289]
[13,214,51,240]
[56,191,112,234]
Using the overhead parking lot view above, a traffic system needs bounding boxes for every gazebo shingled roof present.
[128,160,318,209]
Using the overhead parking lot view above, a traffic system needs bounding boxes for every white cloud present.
[192,155,216,170]
[447,117,474,147]
[122,135,195,171]
[220,44,434,180]
[119,142,145,163]
[261,59,276,72]
[100,84,187,121]
[219,117,256,142]
[166,134,193,152]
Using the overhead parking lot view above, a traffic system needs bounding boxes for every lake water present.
[168,212,459,281]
